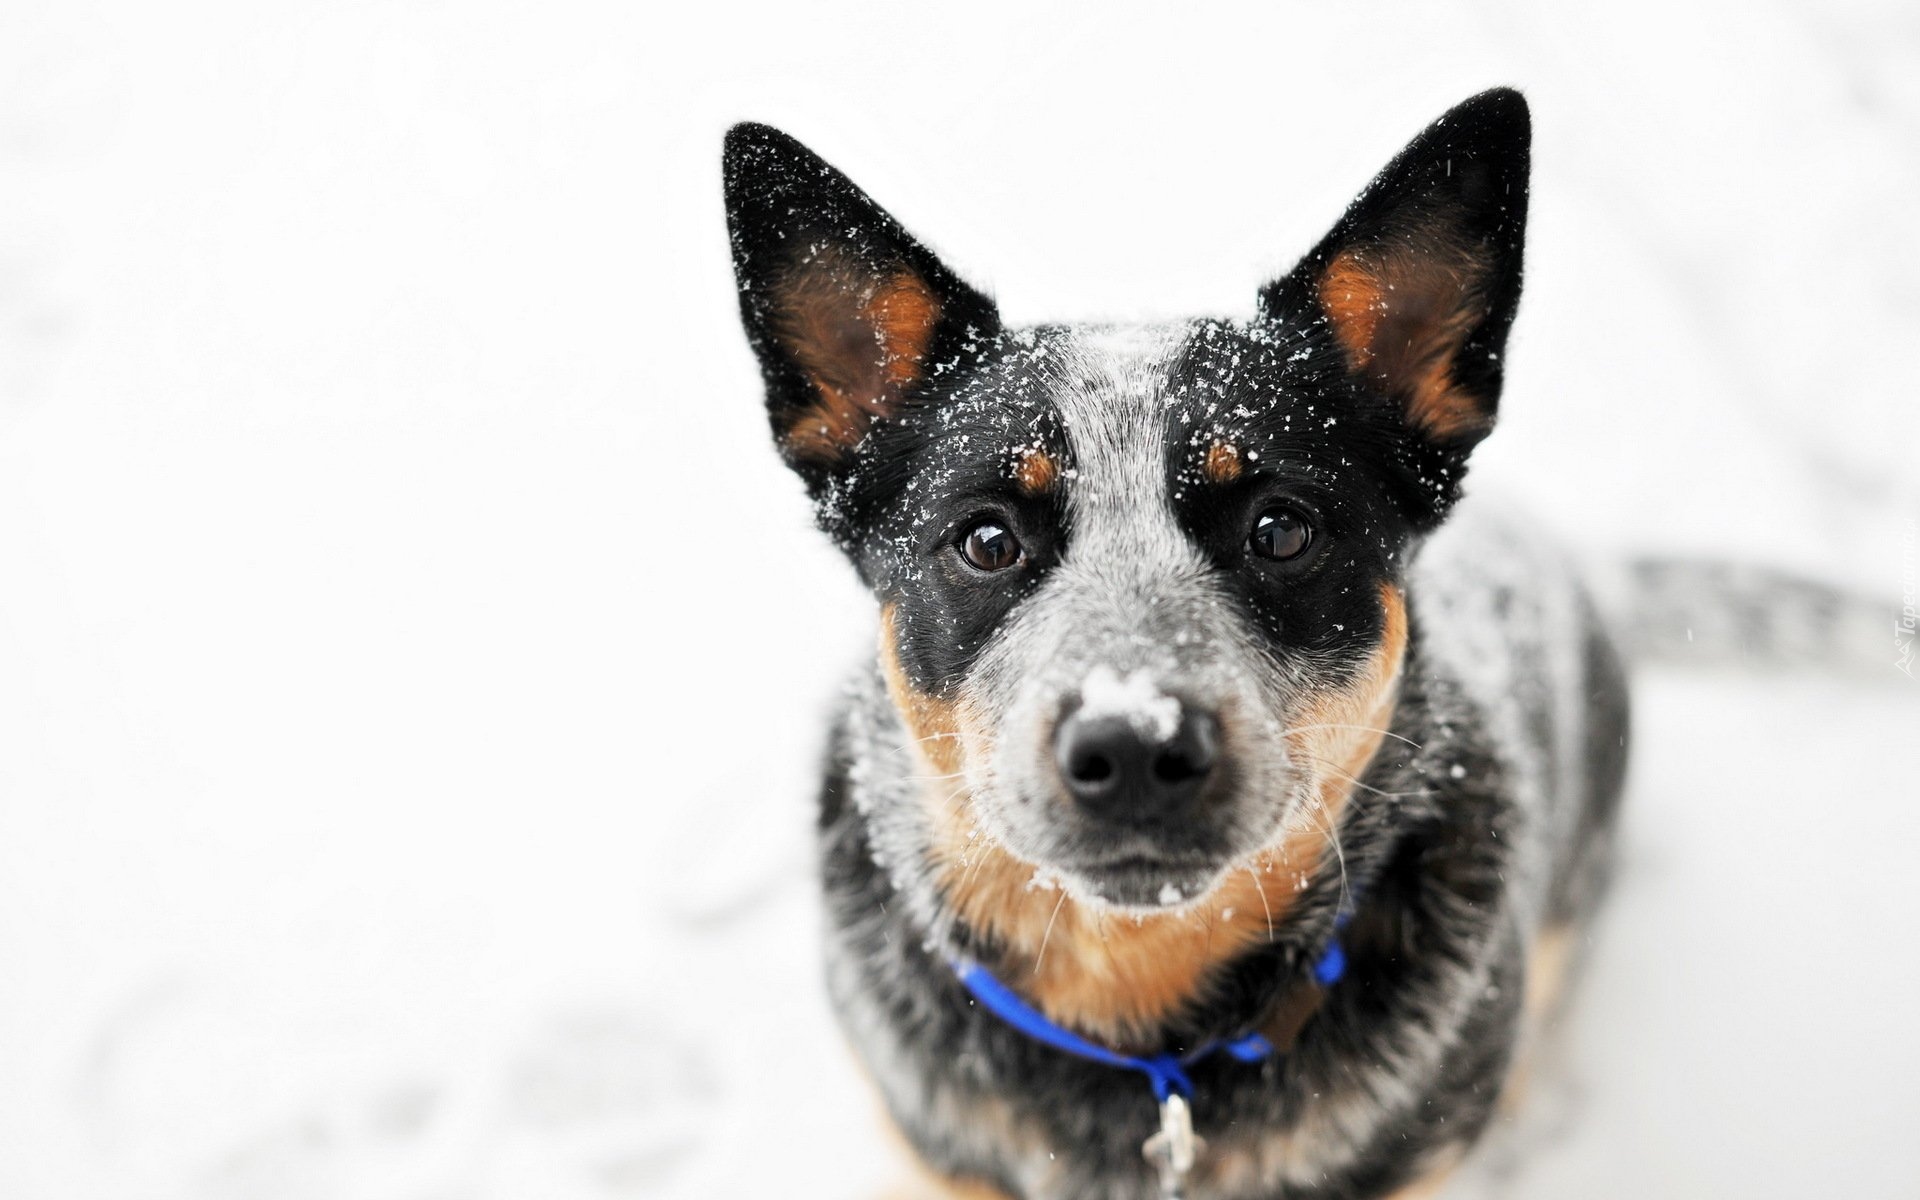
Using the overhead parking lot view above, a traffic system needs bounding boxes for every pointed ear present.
[1261,89,1530,449]
[723,124,1001,481]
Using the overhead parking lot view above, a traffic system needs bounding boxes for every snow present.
[1079,665,1183,744]
[2,3,1917,1199]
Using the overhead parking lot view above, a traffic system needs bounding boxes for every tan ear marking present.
[773,252,942,461]
[871,275,940,374]
[1316,249,1387,368]
[1315,242,1493,441]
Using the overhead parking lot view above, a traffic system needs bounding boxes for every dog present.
[722,88,1631,1200]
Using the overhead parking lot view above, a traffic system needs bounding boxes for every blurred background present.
[2,2,1917,1197]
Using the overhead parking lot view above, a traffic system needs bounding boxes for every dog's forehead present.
[958,321,1194,485]
[1050,324,1185,480]
[1044,323,1193,545]
[954,320,1304,489]
[998,323,1219,614]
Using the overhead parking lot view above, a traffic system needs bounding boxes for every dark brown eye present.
[1250,507,1312,562]
[960,520,1021,572]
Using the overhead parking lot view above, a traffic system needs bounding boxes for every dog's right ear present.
[723,124,1001,488]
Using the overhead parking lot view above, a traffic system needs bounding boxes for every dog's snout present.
[1054,701,1221,823]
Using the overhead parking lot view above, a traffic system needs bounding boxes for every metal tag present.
[1141,1093,1205,1199]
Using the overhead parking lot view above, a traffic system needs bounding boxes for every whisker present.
[1033,889,1070,974]
[1249,865,1275,943]
[1293,750,1432,802]
[879,729,966,763]
[953,814,999,896]
[957,842,989,894]
[1281,722,1424,751]
[1093,912,1121,973]
[939,782,972,814]
[1305,801,1352,914]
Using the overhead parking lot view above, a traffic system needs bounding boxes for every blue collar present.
[948,904,1353,1102]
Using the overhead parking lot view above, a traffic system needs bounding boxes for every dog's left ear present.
[723,123,1001,487]
[1261,88,1530,451]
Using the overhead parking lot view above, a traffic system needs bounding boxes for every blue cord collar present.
[949,903,1353,1101]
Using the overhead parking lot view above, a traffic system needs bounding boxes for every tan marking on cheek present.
[1202,439,1242,484]
[931,587,1410,1049]
[775,258,942,462]
[1286,582,1410,816]
[1013,447,1059,495]
[878,604,966,778]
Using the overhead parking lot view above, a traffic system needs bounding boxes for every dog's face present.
[725,92,1528,910]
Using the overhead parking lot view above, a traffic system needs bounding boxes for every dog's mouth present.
[983,757,1290,913]
[1055,851,1229,911]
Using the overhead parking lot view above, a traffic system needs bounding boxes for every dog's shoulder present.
[1406,494,1629,928]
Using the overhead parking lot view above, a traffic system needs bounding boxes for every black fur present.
[725,89,1629,1199]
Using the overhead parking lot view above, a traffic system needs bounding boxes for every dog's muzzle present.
[1053,694,1222,828]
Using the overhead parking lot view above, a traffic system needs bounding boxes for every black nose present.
[1054,702,1222,823]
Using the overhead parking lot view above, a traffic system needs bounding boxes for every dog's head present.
[725,91,1528,913]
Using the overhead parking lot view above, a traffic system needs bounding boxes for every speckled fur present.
[724,90,1630,1198]
[817,499,1626,1199]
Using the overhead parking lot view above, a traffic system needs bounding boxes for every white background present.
[2,3,1917,1197]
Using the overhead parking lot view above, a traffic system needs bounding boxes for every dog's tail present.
[1589,556,1909,681]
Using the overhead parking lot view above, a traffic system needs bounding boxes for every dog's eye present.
[960,520,1022,572]
[1250,507,1312,562]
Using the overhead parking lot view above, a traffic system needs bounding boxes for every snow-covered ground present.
[2,3,1916,1197]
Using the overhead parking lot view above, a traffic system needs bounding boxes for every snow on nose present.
[1076,666,1180,743]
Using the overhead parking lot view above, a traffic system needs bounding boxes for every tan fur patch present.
[1317,251,1387,368]
[1525,923,1577,1021]
[1378,1154,1463,1200]
[1205,1107,1462,1196]
[774,252,942,461]
[930,584,1410,1048]
[1013,448,1059,495]
[1202,439,1243,484]
[879,604,966,778]
[1501,921,1579,1117]
[1283,582,1409,807]
[878,1176,1014,1200]
[938,810,1334,1050]
[870,1073,1052,1200]
[1316,244,1492,441]
[877,1120,1018,1200]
